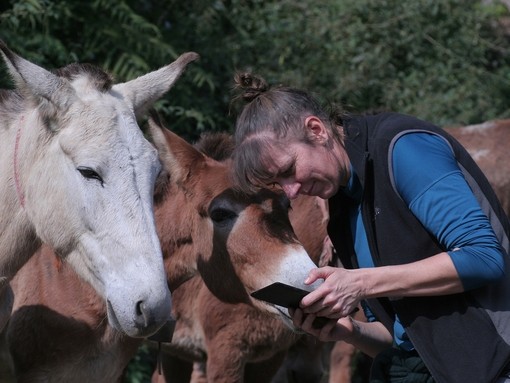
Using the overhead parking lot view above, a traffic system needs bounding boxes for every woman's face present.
[265,136,348,200]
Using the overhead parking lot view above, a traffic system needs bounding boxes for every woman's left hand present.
[300,266,362,318]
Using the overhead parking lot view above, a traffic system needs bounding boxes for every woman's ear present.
[304,116,328,144]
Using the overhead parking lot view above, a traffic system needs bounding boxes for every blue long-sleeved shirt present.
[343,132,504,349]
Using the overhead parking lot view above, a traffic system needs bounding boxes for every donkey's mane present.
[193,132,234,162]
[0,88,23,117]
[53,63,113,92]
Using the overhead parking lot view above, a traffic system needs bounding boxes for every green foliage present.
[122,343,157,383]
[212,0,510,126]
[0,0,212,140]
[330,0,510,125]
[2,0,510,379]
[2,0,509,138]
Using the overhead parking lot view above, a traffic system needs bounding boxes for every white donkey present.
[0,40,198,337]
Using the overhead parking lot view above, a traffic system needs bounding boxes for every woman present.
[231,73,510,383]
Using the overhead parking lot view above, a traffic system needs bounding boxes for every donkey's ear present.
[0,40,76,112]
[113,52,199,118]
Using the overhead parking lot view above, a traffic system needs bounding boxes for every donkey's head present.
[149,118,321,328]
[0,41,198,337]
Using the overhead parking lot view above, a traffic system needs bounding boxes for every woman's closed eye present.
[267,182,283,192]
[278,162,296,178]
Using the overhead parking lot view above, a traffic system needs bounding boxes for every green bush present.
[3,0,509,139]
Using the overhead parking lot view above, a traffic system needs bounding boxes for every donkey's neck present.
[0,112,41,286]
[0,212,39,288]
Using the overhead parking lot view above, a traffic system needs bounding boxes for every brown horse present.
[148,123,332,383]
[1,119,326,382]
[150,193,331,383]
[445,119,510,215]
[1,245,141,382]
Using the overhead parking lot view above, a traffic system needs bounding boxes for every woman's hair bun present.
[233,72,269,102]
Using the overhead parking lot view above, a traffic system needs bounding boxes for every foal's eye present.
[77,167,104,186]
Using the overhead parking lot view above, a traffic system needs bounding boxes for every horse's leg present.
[150,351,193,383]
[328,308,371,383]
[271,335,326,383]
[204,344,246,383]
[190,361,207,383]
[151,371,163,383]
[328,341,356,383]
[0,327,15,383]
[0,285,14,382]
[245,351,287,383]
[0,286,13,333]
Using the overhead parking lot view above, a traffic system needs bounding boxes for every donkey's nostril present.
[132,297,171,337]
[136,300,148,326]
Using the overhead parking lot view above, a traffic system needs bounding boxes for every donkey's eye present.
[77,167,104,186]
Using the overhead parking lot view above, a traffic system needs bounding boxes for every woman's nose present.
[281,183,300,199]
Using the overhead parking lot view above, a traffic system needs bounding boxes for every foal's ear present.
[147,115,205,187]
[147,117,183,184]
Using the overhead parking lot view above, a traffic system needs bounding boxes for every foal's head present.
[149,118,320,327]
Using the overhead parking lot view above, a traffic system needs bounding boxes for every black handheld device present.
[251,282,359,329]
[251,282,329,328]
[250,282,310,308]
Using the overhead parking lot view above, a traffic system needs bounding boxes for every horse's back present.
[446,119,510,215]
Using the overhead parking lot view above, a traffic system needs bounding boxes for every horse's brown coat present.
[153,194,331,383]
[4,245,140,382]
[445,120,510,215]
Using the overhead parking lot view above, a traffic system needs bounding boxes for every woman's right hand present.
[289,307,356,343]
[289,307,393,358]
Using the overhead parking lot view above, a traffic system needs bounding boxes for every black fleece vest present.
[327,112,510,383]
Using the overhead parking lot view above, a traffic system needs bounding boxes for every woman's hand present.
[289,307,356,343]
[290,306,394,358]
[300,252,465,318]
[300,266,363,318]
